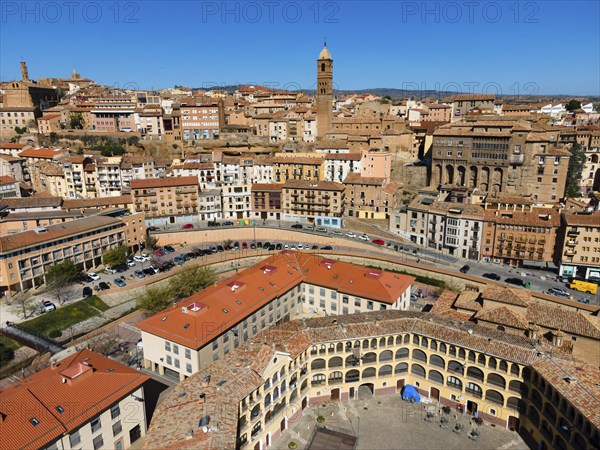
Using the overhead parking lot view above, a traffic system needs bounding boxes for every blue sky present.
[1,1,599,96]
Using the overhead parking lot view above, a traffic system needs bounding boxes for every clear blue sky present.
[1,1,599,96]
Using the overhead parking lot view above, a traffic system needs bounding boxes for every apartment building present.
[343,173,400,219]
[273,156,324,183]
[0,107,37,133]
[0,176,21,198]
[449,94,499,120]
[62,156,93,199]
[582,146,600,193]
[282,180,345,223]
[142,309,599,450]
[95,161,122,197]
[323,152,361,182]
[0,213,144,294]
[137,252,414,380]
[0,349,149,450]
[131,176,199,225]
[391,195,484,260]
[361,148,391,183]
[481,204,560,267]
[90,97,136,132]
[558,211,600,280]
[180,97,223,140]
[221,183,252,219]
[36,113,62,134]
[251,183,283,220]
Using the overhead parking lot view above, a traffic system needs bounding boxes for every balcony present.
[566,240,578,247]
[565,249,576,256]
[509,154,525,165]
[567,230,580,237]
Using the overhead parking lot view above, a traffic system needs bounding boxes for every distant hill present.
[193,85,599,103]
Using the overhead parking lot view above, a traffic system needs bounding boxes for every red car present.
[153,249,164,257]
[372,239,385,245]
[242,242,248,249]
[182,223,194,229]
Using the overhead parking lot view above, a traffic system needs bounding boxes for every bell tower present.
[316,41,333,140]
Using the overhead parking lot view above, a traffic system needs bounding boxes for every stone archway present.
[469,166,478,188]
[445,165,455,185]
[457,166,466,186]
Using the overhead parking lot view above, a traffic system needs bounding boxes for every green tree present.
[137,285,174,313]
[566,99,582,111]
[169,265,217,298]
[46,260,81,304]
[144,234,159,250]
[69,112,84,129]
[565,143,586,198]
[0,339,15,365]
[103,245,128,267]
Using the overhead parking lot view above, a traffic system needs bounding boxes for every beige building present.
[131,176,199,225]
[37,113,62,134]
[0,175,21,198]
[0,213,145,294]
[343,173,400,219]
[0,349,149,450]
[180,97,224,140]
[142,307,599,450]
[558,211,600,280]
[282,180,345,222]
[251,183,283,220]
[272,155,324,183]
[137,252,414,381]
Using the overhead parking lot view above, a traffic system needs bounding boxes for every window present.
[367,301,374,310]
[93,435,104,450]
[110,404,120,420]
[173,344,179,355]
[91,417,101,433]
[165,342,171,352]
[354,299,361,307]
[185,348,191,359]
[129,425,142,444]
[186,363,192,373]
[69,431,81,447]
[212,341,218,350]
[112,421,122,436]
[174,359,180,368]
[342,296,349,304]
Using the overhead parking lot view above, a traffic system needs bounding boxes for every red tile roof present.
[18,147,64,159]
[0,349,148,450]
[137,252,414,349]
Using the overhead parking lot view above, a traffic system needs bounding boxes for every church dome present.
[318,44,332,60]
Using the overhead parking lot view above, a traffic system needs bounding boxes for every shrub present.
[316,415,325,423]
[288,442,297,449]
[49,329,62,338]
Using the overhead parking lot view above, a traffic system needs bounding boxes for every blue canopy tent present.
[401,385,421,403]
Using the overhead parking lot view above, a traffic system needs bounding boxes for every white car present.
[126,259,136,267]
[284,244,289,249]
[345,232,356,238]
[41,300,56,312]
[133,255,147,263]
[359,234,369,241]
[331,230,343,236]
[104,267,117,275]
[87,272,100,281]
[297,243,304,250]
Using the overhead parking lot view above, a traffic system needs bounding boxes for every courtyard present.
[273,393,528,450]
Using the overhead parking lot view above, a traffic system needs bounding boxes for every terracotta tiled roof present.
[18,147,64,159]
[62,195,133,210]
[0,196,62,209]
[475,306,529,329]
[343,173,384,185]
[0,175,18,185]
[0,349,148,450]
[130,176,198,189]
[38,113,61,120]
[454,291,482,311]
[527,303,600,339]
[530,357,600,428]
[137,252,414,350]
[251,183,283,192]
[0,143,27,149]
[481,286,532,307]
[324,153,361,161]
[564,211,600,227]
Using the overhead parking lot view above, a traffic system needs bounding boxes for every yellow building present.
[142,309,599,450]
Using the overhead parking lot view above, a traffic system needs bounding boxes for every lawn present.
[19,297,109,338]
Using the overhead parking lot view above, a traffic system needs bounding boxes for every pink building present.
[361,148,391,183]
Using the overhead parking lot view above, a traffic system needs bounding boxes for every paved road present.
[154,221,598,306]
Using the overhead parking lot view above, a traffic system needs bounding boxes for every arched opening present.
[358,383,374,399]
[362,367,376,379]
[395,362,408,374]
[396,347,409,359]
[321,63,325,72]
[311,358,326,370]
[466,366,484,382]
[428,369,444,384]
[457,166,466,185]
[328,356,343,368]
[469,166,478,188]
[486,389,504,406]
[465,382,483,398]
[487,373,506,389]
[411,363,426,378]
[429,354,445,369]
[328,371,343,385]
[445,165,455,184]
[379,365,393,377]
[362,352,377,364]
[412,349,427,363]
[345,369,360,383]
[379,350,393,362]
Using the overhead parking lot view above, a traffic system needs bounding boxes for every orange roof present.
[0,143,27,149]
[137,252,414,349]
[0,175,18,185]
[38,114,61,121]
[130,176,198,189]
[0,349,148,450]
[18,147,64,159]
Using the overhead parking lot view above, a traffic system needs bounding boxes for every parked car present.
[315,227,327,233]
[143,267,156,276]
[207,221,220,227]
[264,242,271,248]
[126,259,136,267]
[359,234,369,241]
[216,245,224,252]
[345,232,356,238]
[267,244,276,251]
[185,252,196,259]
[291,224,303,229]
[505,277,525,287]
[114,264,128,273]
[242,242,248,249]
[321,245,333,250]
[223,221,234,226]
[114,278,126,288]
[410,293,418,301]
[233,241,240,249]
[174,256,184,265]
[459,265,471,274]
[182,223,194,229]
[147,226,159,232]
[209,245,218,253]
[159,262,174,272]
[548,287,570,298]
[98,282,110,291]
[275,243,282,250]
[153,249,164,257]
[164,245,176,253]
[87,272,100,281]
[331,230,343,236]
[104,266,117,275]
[83,286,93,297]
[372,239,385,245]
[41,300,56,312]
[559,276,570,284]
[134,270,146,278]
[250,242,256,249]
[297,243,304,250]
[311,244,319,249]
[482,272,500,280]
